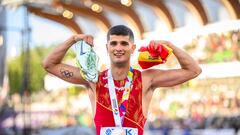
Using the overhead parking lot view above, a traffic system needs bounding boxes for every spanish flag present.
[138,41,173,69]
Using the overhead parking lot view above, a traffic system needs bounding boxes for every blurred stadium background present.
[0,0,240,135]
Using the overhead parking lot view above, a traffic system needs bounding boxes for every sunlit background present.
[0,0,240,135]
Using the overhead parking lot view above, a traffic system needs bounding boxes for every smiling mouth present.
[114,53,124,56]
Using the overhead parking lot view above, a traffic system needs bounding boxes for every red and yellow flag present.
[138,41,173,69]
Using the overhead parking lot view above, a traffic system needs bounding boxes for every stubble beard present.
[112,58,130,68]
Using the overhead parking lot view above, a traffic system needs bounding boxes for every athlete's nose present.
[114,43,124,51]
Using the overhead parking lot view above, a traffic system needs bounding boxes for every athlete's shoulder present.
[97,69,108,81]
[99,69,108,75]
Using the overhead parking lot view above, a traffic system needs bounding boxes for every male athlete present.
[42,25,202,135]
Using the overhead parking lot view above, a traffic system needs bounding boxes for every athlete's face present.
[106,35,136,66]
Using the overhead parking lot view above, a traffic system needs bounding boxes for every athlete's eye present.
[109,41,129,46]
[110,41,117,46]
[120,41,129,46]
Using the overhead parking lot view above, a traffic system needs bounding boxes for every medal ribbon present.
[108,67,133,127]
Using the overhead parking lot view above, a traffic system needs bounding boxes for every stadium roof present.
[1,0,240,38]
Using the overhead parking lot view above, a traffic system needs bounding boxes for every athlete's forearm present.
[42,35,75,70]
[162,41,202,76]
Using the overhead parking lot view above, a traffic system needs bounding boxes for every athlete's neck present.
[110,65,130,81]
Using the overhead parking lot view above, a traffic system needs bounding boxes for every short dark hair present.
[107,25,134,42]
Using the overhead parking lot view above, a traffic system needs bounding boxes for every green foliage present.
[212,49,233,62]
[8,54,24,94]
[64,48,76,60]
[29,46,49,93]
[7,44,76,95]
[67,86,86,96]
[8,46,46,94]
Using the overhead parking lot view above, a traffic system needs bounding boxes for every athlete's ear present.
[131,44,136,54]
[106,44,108,50]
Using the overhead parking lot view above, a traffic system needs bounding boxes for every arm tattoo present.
[60,69,73,78]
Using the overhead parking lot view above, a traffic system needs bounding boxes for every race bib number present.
[100,127,138,135]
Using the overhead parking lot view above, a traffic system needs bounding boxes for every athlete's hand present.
[73,34,94,47]
[150,40,173,50]
[147,40,173,58]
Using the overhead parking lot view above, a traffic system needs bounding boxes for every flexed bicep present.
[42,34,95,87]
[144,40,201,89]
